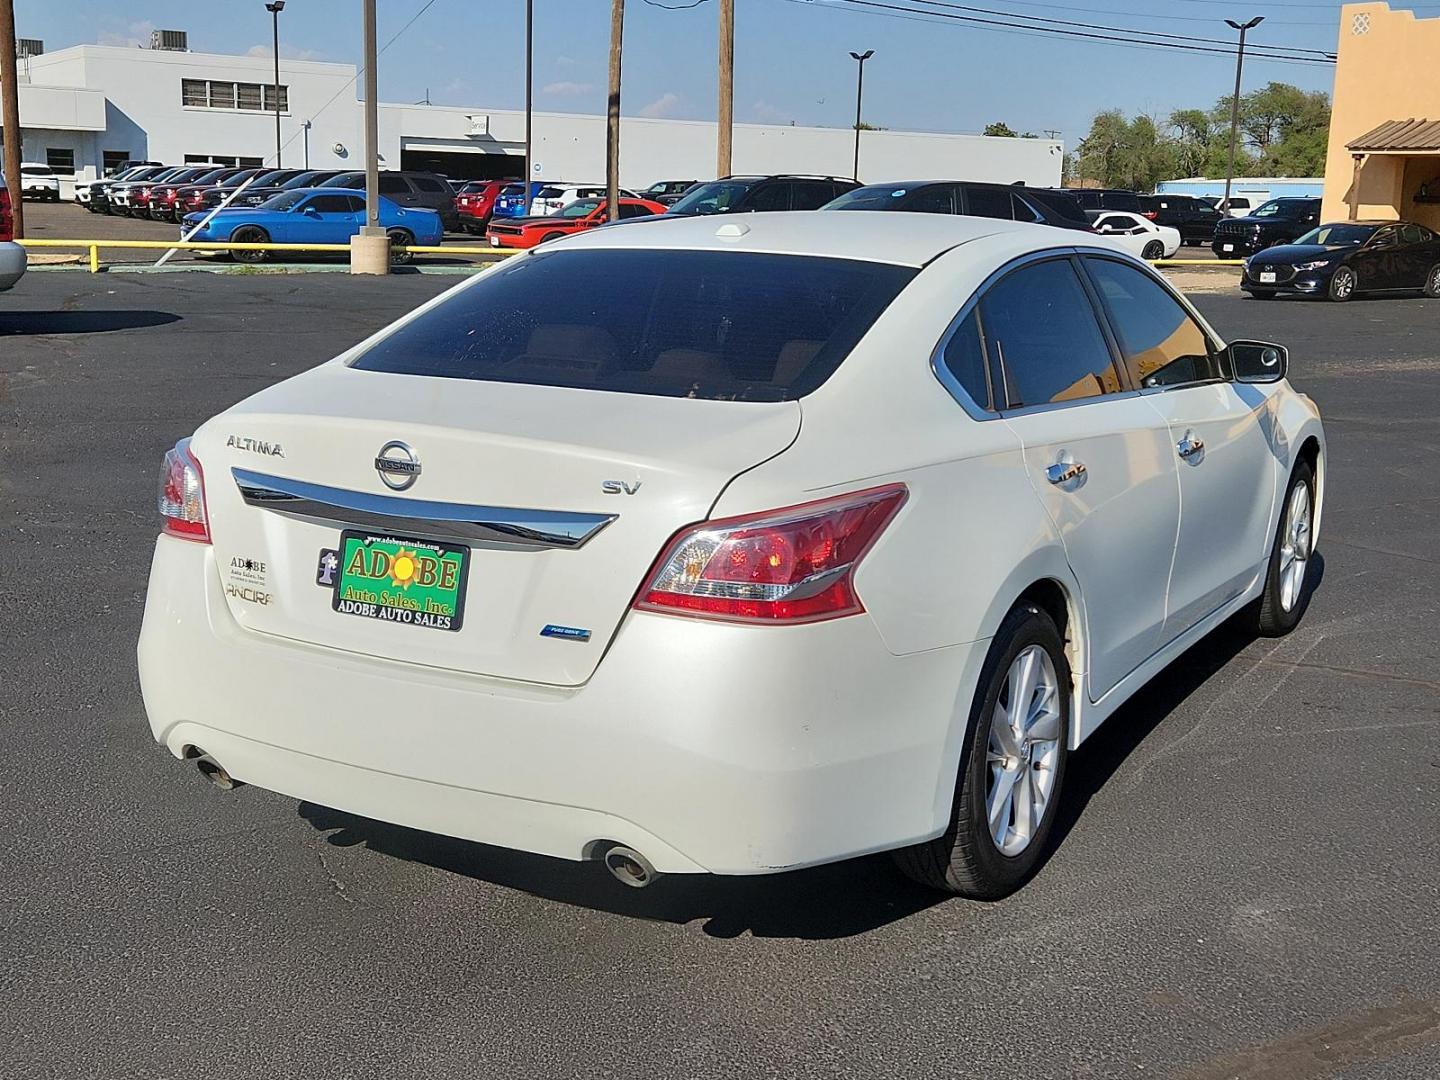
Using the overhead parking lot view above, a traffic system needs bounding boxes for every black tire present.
[894,603,1070,899]
[230,225,270,264]
[1328,266,1356,302]
[1142,239,1165,260]
[540,231,566,245]
[1255,459,1316,637]
[386,228,415,265]
[1423,264,1440,299]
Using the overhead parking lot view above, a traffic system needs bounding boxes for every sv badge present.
[601,480,642,495]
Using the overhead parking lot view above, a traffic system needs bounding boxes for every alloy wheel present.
[1332,268,1355,299]
[1279,480,1312,612]
[985,645,1063,857]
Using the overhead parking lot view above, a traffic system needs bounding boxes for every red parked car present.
[485,197,667,249]
[455,178,519,233]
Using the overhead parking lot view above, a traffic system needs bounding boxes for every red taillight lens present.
[0,187,13,242]
[636,484,907,624]
[1143,211,1158,220]
[158,438,210,543]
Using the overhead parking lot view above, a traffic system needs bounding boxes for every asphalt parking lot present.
[1,271,1436,1080]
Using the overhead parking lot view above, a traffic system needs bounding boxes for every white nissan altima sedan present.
[139,213,1325,898]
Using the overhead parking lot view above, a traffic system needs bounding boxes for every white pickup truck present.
[1,173,28,291]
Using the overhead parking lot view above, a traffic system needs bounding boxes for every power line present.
[815,0,1336,65]
[900,0,1335,55]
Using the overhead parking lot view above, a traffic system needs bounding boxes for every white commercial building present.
[3,38,1062,193]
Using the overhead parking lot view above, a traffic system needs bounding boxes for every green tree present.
[984,121,1018,138]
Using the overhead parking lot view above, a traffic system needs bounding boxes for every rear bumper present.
[138,535,981,875]
[0,241,27,291]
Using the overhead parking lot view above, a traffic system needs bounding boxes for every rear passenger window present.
[980,259,1121,408]
[412,176,448,193]
[747,183,791,212]
[379,174,409,194]
[1011,194,1041,223]
[1084,258,1221,389]
[965,186,1013,220]
[938,310,990,409]
[618,203,655,219]
[790,181,835,210]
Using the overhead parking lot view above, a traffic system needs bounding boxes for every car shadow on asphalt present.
[0,310,181,336]
[296,555,1324,941]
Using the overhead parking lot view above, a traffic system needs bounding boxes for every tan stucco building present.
[1322,3,1440,229]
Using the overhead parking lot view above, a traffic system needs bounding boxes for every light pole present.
[523,0,533,213]
[849,49,873,181]
[265,1,285,167]
[1221,16,1262,214]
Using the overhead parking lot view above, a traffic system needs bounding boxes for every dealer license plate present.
[1222,243,1235,252]
[329,531,469,632]
[1259,271,1276,283]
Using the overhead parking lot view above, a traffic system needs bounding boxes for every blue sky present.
[16,0,1438,147]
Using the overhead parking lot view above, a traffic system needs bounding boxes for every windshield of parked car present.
[350,249,917,401]
[21,166,54,176]
[557,199,600,219]
[667,180,754,215]
[260,190,309,211]
[1294,223,1376,246]
[825,185,925,211]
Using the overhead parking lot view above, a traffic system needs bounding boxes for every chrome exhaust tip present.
[602,844,658,889]
[192,751,241,791]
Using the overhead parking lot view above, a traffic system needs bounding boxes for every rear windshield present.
[826,185,926,211]
[351,249,916,401]
[1024,189,1089,224]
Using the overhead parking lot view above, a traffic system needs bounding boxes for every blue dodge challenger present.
[182,188,444,264]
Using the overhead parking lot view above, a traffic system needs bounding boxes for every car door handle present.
[1177,434,1205,459]
[1046,461,1087,485]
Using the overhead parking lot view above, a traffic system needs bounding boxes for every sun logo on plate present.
[388,548,420,588]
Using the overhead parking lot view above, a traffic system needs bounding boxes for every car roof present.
[553,209,1054,267]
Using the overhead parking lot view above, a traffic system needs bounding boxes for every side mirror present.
[1229,340,1288,384]
[303,205,321,217]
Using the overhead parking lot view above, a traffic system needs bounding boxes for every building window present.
[102,150,131,175]
[238,157,264,167]
[46,148,76,173]
[182,78,289,113]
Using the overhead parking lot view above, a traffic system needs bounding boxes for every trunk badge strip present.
[231,468,617,550]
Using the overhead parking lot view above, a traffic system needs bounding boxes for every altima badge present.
[374,441,421,491]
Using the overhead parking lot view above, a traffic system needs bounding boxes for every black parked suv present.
[1047,187,1144,214]
[1139,194,1222,246]
[823,180,1094,232]
[663,175,860,216]
[324,170,459,230]
[1212,197,1322,258]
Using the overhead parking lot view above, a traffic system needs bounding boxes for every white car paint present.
[1090,210,1182,259]
[531,184,639,216]
[138,212,1324,878]
[19,163,61,201]
[0,174,26,291]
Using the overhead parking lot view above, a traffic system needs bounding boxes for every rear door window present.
[747,183,792,212]
[907,185,955,213]
[351,249,917,401]
[412,176,448,193]
[938,310,990,409]
[790,181,836,210]
[979,258,1122,408]
[379,174,410,195]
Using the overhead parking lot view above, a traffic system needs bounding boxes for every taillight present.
[1142,211,1159,220]
[636,484,907,624]
[0,187,12,242]
[158,438,210,543]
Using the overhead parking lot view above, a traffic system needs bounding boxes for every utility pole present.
[266,1,285,166]
[350,0,387,274]
[0,0,23,238]
[717,0,733,178]
[606,0,624,223]
[1222,16,1262,214]
[523,0,533,213]
[849,49,873,181]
